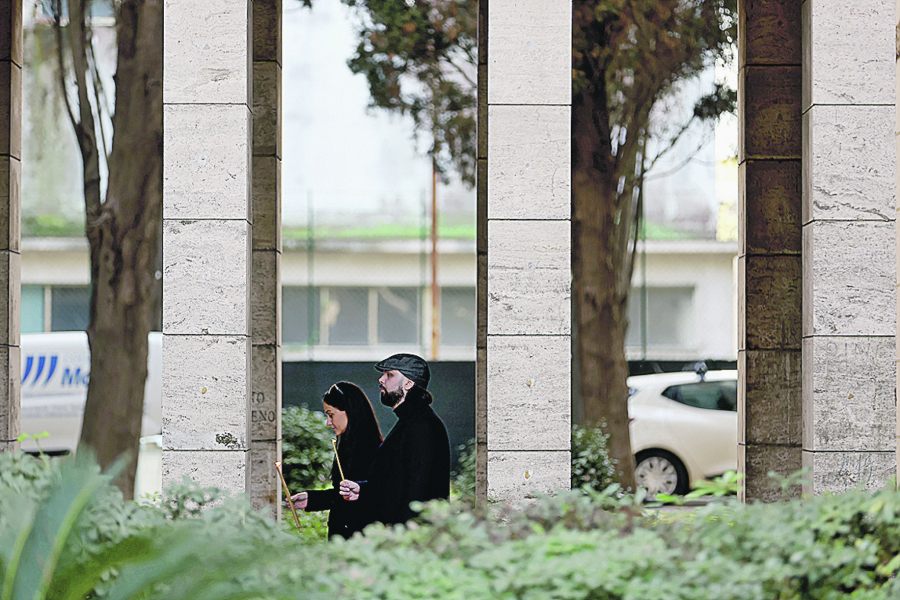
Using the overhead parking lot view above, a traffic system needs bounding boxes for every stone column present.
[162,1,253,495]
[897,0,900,487]
[250,0,282,514]
[737,0,803,501]
[475,0,487,505]
[801,0,896,494]
[0,0,21,453]
[478,0,572,504]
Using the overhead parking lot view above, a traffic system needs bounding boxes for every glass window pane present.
[51,286,90,332]
[627,286,694,348]
[324,287,368,345]
[283,286,320,345]
[441,287,475,346]
[663,380,737,412]
[377,288,419,344]
[21,285,45,333]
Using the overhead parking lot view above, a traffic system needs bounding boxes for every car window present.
[662,380,737,412]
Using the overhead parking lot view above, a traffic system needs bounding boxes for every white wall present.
[22,236,735,362]
[629,240,737,361]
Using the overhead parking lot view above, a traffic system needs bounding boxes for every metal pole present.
[639,154,648,361]
[420,190,427,356]
[431,155,440,360]
[307,191,315,359]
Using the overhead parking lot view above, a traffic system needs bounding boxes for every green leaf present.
[102,524,291,600]
[0,495,38,600]
[48,535,157,600]
[1,452,116,600]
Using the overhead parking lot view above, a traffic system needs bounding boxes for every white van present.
[19,331,162,498]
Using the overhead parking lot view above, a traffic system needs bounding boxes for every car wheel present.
[635,450,689,496]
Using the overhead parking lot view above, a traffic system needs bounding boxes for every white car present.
[628,368,737,496]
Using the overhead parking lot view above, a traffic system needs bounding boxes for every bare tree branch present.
[52,0,78,134]
[444,55,475,88]
[644,125,714,182]
[86,38,111,168]
[66,0,103,220]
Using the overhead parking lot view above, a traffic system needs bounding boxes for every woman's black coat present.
[305,439,377,539]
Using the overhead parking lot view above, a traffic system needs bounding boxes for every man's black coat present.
[362,391,450,525]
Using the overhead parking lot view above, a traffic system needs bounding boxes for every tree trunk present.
[571,88,636,492]
[78,0,162,500]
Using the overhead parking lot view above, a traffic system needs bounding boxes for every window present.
[21,285,45,333]
[377,287,419,344]
[323,287,368,345]
[51,286,90,332]
[282,286,320,345]
[441,287,475,346]
[281,285,476,349]
[663,380,737,412]
[627,286,694,348]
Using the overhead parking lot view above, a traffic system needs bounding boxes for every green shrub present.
[0,450,300,600]
[0,450,163,566]
[21,214,84,237]
[6,447,900,600]
[571,423,617,492]
[281,505,330,543]
[281,485,900,600]
[280,404,334,492]
[450,438,476,502]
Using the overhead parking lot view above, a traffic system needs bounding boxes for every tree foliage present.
[340,0,736,493]
[341,0,478,185]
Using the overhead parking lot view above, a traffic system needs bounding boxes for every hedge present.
[3,449,900,600]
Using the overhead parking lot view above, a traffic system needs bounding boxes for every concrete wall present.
[738,0,804,501]
[0,0,21,452]
[801,0,896,494]
[629,240,737,362]
[250,0,283,514]
[161,0,254,496]
[897,0,900,485]
[739,0,897,501]
[477,0,572,504]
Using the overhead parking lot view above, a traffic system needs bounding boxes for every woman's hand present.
[339,480,360,501]
[289,491,308,511]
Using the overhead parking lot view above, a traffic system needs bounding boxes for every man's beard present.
[380,387,404,408]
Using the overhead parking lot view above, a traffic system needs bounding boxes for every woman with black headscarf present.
[289,381,382,539]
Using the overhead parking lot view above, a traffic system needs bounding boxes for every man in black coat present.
[340,353,450,526]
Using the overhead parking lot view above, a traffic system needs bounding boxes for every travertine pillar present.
[0,0,21,453]
[737,0,803,501]
[801,0,896,494]
[250,0,282,514]
[475,0,488,506]
[478,0,572,504]
[162,1,253,495]
[897,0,900,487]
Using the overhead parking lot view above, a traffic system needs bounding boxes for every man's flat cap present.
[374,353,430,389]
